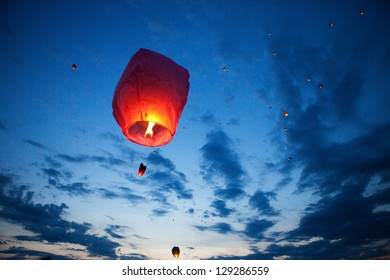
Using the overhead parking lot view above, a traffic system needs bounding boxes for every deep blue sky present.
[1,0,390,260]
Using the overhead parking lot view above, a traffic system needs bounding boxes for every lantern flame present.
[145,122,156,138]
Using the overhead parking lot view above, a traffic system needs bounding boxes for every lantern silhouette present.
[113,48,190,147]
[138,163,147,176]
[172,246,180,258]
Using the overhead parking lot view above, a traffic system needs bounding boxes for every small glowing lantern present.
[113,48,190,147]
[72,64,76,70]
[172,246,180,258]
[138,163,147,176]
[284,111,289,117]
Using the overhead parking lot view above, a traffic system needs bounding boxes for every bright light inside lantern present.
[145,121,156,138]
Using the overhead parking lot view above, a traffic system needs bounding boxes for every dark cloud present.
[249,191,279,216]
[195,222,234,235]
[242,219,275,240]
[199,111,217,126]
[40,167,91,197]
[152,208,169,216]
[0,174,120,259]
[200,129,247,201]
[105,225,128,239]
[56,182,92,197]
[145,151,192,201]
[0,246,73,260]
[57,153,127,168]
[22,139,48,150]
[210,199,234,218]
[118,253,149,260]
[288,179,390,243]
[97,187,145,203]
[235,16,390,259]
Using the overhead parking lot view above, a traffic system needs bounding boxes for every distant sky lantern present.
[329,22,334,27]
[319,83,323,89]
[72,64,76,70]
[284,111,289,117]
[172,246,180,258]
[112,48,190,147]
[360,10,364,16]
[273,51,277,56]
[138,163,147,176]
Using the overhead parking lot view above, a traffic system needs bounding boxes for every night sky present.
[1,0,390,260]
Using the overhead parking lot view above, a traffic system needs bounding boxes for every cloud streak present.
[0,173,121,259]
[200,129,247,201]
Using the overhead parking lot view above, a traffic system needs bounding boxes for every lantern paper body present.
[113,48,190,147]
[172,246,180,258]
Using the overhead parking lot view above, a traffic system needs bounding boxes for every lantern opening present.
[144,121,156,138]
[127,121,172,147]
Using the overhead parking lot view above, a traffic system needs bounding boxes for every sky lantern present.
[319,83,323,89]
[138,163,147,176]
[172,246,180,258]
[284,111,289,117]
[112,48,190,147]
[72,64,76,70]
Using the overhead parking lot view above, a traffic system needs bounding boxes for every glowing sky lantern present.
[112,48,190,147]
[284,111,289,117]
[172,246,180,258]
[72,64,76,70]
[138,163,147,176]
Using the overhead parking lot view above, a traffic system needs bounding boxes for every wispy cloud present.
[0,173,120,259]
[98,186,145,203]
[249,191,279,216]
[209,199,234,218]
[57,153,127,168]
[200,129,247,200]
[145,150,192,203]
[23,139,48,150]
[195,222,234,235]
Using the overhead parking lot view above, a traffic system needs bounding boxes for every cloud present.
[96,187,145,203]
[56,182,92,197]
[145,150,193,201]
[210,199,234,218]
[56,153,127,169]
[105,225,128,239]
[195,222,234,235]
[22,139,48,150]
[242,219,275,240]
[152,208,169,217]
[288,179,390,243]
[199,129,247,201]
[249,191,279,216]
[0,246,73,260]
[0,173,120,259]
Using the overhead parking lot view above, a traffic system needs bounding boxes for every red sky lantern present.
[138,163,147,176]
[113,48,190,147]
